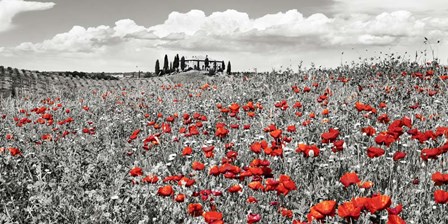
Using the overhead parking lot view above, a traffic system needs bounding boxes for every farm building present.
[185,55,225,71]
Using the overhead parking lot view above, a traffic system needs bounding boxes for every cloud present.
[332,0,448,15]
[0,0,55,32]
[4,9,448,72]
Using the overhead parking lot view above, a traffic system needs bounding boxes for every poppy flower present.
[337,201,362,220]
[287,125,296,132]
[367,147,385,158]
[321,128,340,143]
[357,181,374,189]
[247,213,261,223]
[340,172,361,187]
[314,200,336,215]
[386,204,403,215]
[362,126,376,136]
[229,103,240,113]
[308,200,336,222]
[187,203,203,217]
[182,146,193,156]
[434,189,448,204]
[431,172,448,185]
[192,161,205,170]
[227,184,242,193]
[142,175,159,184]
[247,196,258,203]
[8,147,21,156]
[375,132,396,147]
[175,194,185,202]
[157,185,174,197]
[129,167,143,177]
[332,139,344,152]
[215,126,229,138]
[270,129,282,139]
[393,151,406,161]
[387,215,406,224]
[5,134,13,140]
[366,194,391,214]
[420,148,441,161]
[248,181,264,191]
[378,114,390,124]
[280,208,293,218]
[203,211,223,223]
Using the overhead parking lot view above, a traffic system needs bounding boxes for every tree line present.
[154,54,231,75]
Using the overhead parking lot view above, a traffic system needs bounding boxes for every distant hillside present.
[0,66,163,98]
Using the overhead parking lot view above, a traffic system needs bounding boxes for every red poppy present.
[431,172,448,185]
[247,213,261,223]
[308,200,336,222]
[5,134,13,140]
[367,147,385,158]
[187,203,203,217]
[192,161,205,170]
[228,184,242,193]
[286,125,296,132]
[270,129,282,139]
[362,126,376,136]
[203,211,223,224]
[321,128,340,143]
[387,215,406,224]
[182,146,193,156]
[337,201,362,220]
[314,200,336,215]
[129,167,143,177]
[229,103,240,113]
[366,194,391,214]
[340,172,361,187]
[387,204,403,215]
[434,189,448,204]
[393,151,406,161]
[375,132,396,147]
[209,166,220,176]
[357,181,374,189]
[247,196,258,203]
[8,147,21,156]
[142,175,159,183]
[175,193,185,202]
[280,208,293,218]
[157,185,174,197]
[248,181,264,191]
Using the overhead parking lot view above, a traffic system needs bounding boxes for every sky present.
[0,0,447,72]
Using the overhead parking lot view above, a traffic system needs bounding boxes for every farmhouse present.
[185,55,225,71]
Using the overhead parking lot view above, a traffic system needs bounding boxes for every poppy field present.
[1,61,448,224]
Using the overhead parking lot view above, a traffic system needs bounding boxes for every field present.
[1,61,448,224]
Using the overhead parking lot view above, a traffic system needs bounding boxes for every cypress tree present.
[204,55,209,69]
[222,61,225,71]
[181,56,186,71]
[155,60,160,75]
[163,54,169,73]
[227,61,231,74]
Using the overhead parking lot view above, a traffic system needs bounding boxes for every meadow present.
[0,60,447,223]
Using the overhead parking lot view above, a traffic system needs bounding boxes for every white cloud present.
[0,0,55,32]
[333,0,448,15]
[3,9,448,72]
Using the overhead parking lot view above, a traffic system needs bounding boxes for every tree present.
[227,61,231,74]
[181,56,186,71]
[173,54,179,71]
[155,60,160,75]
[0,66,4,75]
[204,55,209,69]
[169,62,173,73]
[222,61,225,71]
[163,54,169,73]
